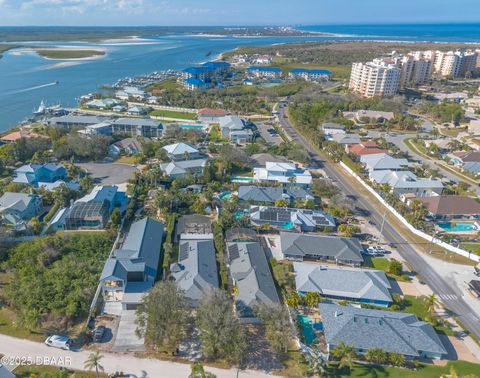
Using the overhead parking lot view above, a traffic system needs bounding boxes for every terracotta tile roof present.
[419,195,480,216]
[198,108,227,116]
[1,129,48,142]
[348,143,388,156]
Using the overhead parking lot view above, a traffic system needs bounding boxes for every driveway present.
[0,334,277,378]
[111,310,145,353]
[78,162,138,185]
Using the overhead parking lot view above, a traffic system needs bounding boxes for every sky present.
[0,0,479,26]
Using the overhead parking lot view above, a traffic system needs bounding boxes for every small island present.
[34,48,106,60]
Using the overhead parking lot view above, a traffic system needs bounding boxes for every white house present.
[253,161,312,187]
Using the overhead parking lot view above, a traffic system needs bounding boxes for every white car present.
[45,335,72,350]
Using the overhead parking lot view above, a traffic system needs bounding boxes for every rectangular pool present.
[437,221,478,232]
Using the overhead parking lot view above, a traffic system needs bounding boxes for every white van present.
[45,335,72,350]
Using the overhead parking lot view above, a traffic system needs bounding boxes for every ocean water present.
[298,23,480,42]
[1,25,480,131]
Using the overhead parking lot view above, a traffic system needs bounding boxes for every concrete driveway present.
[78,162,138,185]
[111,310,145,353]
[256,122,282,145]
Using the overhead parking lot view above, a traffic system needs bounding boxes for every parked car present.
[93,325,106,343]
[45,335,72,350]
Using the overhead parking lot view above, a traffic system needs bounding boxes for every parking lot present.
[256,122,283,145]
[78,162,138,185]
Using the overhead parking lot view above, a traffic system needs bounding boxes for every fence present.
[339,161,480,263]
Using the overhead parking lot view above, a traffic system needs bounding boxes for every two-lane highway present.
[277,105,480,340]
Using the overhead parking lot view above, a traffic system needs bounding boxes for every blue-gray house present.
[100,217,164,310]
[294,263,392,307]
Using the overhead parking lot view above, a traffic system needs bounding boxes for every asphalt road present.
[277,105,480,341]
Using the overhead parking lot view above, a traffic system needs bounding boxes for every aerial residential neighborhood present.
[1,5,480,378]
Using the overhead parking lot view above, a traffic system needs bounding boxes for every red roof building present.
[347,141,387,157]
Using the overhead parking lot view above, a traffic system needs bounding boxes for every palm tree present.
[331,341,357,370]
[365,348,388,364]
[84,351,104,378]
[304,292,321,309]
[424,293,439,317]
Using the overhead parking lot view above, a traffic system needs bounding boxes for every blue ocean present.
[0,24,479,131]
[298,23,480,43]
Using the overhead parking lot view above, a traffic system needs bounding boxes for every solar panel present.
[179,242,189,261]
[228,244,240,261]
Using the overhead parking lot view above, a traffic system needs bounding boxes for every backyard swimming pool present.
[297,314,322,345]
[219,191,232,201]
[437,221,478,233]
[180,124,204,129]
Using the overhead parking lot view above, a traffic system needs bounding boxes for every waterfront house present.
[227,241,280,318]
[100,217,164,310]
[47,115,108,128]
[170,234,219,307]
[249,206,335,232]
[370,170,443,196]
[246,66,282,80]
[162,142,200,161]
[160,159,207,179]
[280,232,364,266]
[253,161,312,188]
[294,264,392,307]
[1,128,48,143]
[320,303,446,360]
[237,185,314,204]
[85,98,122,110]
[0,192,42,226]
[418,195,480,221]
[115,86,147,100]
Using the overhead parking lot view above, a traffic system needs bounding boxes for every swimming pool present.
[281,221,294,229]
[180,124,204,129]
[231,176,255,183]
[297,314,321,345]
[437,222,478,232]
[219,191,232,201]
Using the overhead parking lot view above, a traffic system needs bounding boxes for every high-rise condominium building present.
[399,52,433,87]
[433,50,478,78]
[349,59,401,98]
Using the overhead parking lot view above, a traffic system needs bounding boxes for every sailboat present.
[33,100,46,116]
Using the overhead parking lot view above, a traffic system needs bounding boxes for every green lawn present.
[328,360,480,378]
[440,127,468,137]
[459,242,480,256]
[148,78,182,92]
[149,109,198,120]
[370,257,390,271]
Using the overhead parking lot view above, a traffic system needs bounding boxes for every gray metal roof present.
[160,159,207,176]
[237,186,314,203]
[294,263,392,303]
[0,192,39,213]
[48,115,106,125]
[280,232,364,264]
[100,217,164,284]
[332,133,360,144]
[250,206,335,229]
[175,214,212,240]
[371,170,444,190]
[170,234,219,306]
[320,303,447,357]
[227,241,280,317]
[361,153,409,172]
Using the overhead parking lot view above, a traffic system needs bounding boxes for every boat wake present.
[6,81,59,95]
